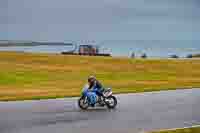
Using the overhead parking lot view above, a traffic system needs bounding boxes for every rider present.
[88,75,105,103]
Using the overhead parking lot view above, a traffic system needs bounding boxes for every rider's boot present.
[91,104,95,107]
[98,96,105,106]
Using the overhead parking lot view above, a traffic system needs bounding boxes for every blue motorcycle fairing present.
[82,88,98,105]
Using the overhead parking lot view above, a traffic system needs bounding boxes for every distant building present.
[61,44,111,57]
[78,45,99,55]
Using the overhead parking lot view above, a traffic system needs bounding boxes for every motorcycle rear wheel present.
[105,96,117,109]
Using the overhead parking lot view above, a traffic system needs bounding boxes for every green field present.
[151,126,200,133]
[0,51,200,101]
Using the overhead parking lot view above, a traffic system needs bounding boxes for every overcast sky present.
[1,0,200,42]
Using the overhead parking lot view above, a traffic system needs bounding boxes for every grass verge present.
[0,51,200,101]
[150,126,200,133]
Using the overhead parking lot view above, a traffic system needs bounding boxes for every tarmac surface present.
[0,89,200,133]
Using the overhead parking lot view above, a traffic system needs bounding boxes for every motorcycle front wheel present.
[78,97,89,110]
[105,96,117,109]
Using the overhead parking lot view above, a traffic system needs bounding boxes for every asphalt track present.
[0,89,200,133]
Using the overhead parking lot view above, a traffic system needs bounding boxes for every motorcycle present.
[78,84,117,110]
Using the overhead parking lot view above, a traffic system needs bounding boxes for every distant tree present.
[170,54,179,58]
[186,54,193,58]
[141,53,147,58]
[131,52,135,58]
[192,54,200,58]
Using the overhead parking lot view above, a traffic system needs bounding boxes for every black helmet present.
[88,75,96,83]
